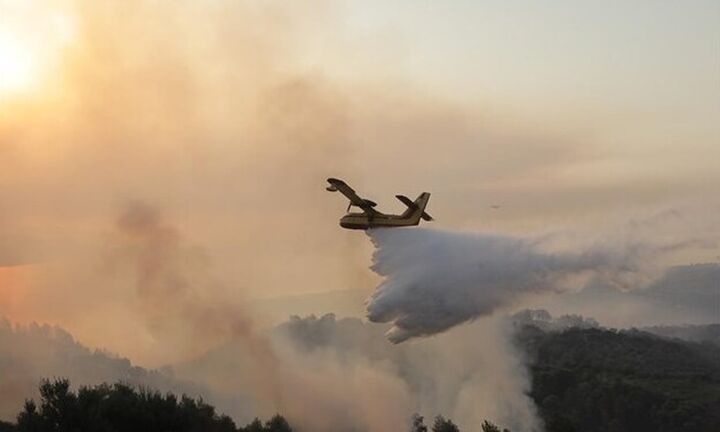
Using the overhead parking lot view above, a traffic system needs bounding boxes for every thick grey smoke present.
[366,227,661,343]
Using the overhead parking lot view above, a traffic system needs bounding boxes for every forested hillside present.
[518,326,720,432]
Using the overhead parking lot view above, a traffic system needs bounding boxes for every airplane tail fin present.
[396,193,433,223]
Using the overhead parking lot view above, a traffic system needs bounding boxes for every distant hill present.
[641,263,720,308]
[511,308,720,346]
[525,263,720,327]
[640,323,720,346]
[248,288,370,325]
[511,309,600,332]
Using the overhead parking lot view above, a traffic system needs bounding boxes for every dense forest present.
[517,325,720,432]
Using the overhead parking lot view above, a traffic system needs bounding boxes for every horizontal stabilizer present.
[396,194,433,221]
[395,195,415,209]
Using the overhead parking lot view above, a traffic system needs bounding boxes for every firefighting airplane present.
[326,178,433,230]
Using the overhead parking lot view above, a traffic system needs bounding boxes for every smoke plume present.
[366,227,666,343]
[106,201,283,407]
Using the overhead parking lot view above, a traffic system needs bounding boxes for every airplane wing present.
[327,178,378,213]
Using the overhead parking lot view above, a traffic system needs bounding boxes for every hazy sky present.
[281,0,720,229]
[336,1,719,114]
[0,0,718,363]
[329,0,720,192]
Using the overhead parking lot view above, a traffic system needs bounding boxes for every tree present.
[37,379,79,431]
[481,420,501,432]
[265,414,292,432]
[15,379,241,432]
[410,413,428,432]
[15,400,41,432]
[239,418,265,432]
[431,415,459,432]
[0,419,18,432]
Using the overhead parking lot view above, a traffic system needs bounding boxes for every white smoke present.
[267,313,544,431]
[366,227,661,343]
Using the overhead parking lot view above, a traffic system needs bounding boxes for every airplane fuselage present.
[339,212,422,229]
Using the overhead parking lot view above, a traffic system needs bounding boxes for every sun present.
[0,3,77,99]
[0,29,39,95]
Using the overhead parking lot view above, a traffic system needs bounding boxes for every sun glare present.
[0,30,38,94]
[0,3,76,99]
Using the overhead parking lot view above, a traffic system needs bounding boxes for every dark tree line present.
[409,413,509,432]
[4,379,291,432]
[1,379,514,432]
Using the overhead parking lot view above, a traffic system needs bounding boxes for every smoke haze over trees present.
[2,314,718,432]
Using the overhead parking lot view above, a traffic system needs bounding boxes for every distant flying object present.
[326,178,433,230]
[490,205,501,210]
